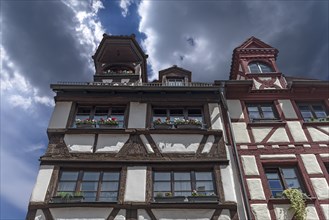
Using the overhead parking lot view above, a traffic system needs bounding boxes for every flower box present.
[76,124,95,128]
[154,196,186,203]
[176,124,202,129]
[98,124,119,129]
[51,196,84,203]
[154,124,172,129]
[187,196,218,203]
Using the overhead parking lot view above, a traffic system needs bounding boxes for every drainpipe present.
[219,82,252,220]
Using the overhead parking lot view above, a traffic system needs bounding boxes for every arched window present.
[248,61,274,73]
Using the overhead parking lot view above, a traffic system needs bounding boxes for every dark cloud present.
[271,3,329,80]
[2,1,95,95]
[186,37,195,47]
[139,1,328,81]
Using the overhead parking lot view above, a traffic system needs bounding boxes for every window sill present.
[302,121,329,126]
[50,196,84,203]
[247,121,286,127]
[71,126,124,129]
[153,196,218,203]
[50,196,118,204]
[268,197,316,204]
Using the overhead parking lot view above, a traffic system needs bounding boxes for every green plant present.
[57,191,83,199]
[165,192,172,197]
[155,192,163,197]
[57,192,73,199]
[74,191,84,197]
[282,189,307,220]
[191,190,198,196]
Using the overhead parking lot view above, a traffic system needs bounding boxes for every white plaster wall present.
[138,210,151,220]
[260,154,296,159]
[275,200,319,219]
[50,207,112,220]
[96,134,129,153]
[208,103,223,130]
[220,164,237,202]
[301,154,322,174]
[30,165,54,202]
[306,205,319,220]
[251,127,272,143]
[152,209,214,220]
[226,100,243,119]
[274,204,295,220]
[320,153,329,158]
[273,78,282,88]
[151,134,203,153]
[218,209,231,220]
[35,209,46,220]
[252,79,262,90]
[246,179,266,200]
[202,135,214,153]
[226,146,247,219]
[128,102,147,128]
[114,210,126,220]
[287,121,308,142]
[278,100,298,119]
[311,178,329,200]
[48,102,72,129]
[64,134,95,153]
[140,135,154,153]
[124,166,147,202]
[241,156,259,175]
[267,127,289,143]
[321,204,329,220]
[232,123,250,143]
[307,127,329,142]
[250,204,271,220]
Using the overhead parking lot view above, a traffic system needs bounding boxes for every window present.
[103,64,135,74]
[167,78,184,86]
[152,107,204,126]
[153,171,215,197]
[246,103,279,122]
[56,170,120,202]
[265,167,304,198]
[297,103,328,122]
[74,106,125,128]
[248,61,274,73]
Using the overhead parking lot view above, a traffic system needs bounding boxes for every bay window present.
[74,106,125,128]
[56,170,120,202]
[153,171,215,197]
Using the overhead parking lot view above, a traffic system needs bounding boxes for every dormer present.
[92,34,148,83]
[230,36,287,90]
[159,65,192,86]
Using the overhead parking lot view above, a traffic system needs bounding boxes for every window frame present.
[264,166,306,198]
[246,103,280,122]
[151,107,205,127]
[247,61,274,73]
[153,170,217,197]
[297,102,328,122]
[73,105,127,128]
[166,78,185,86]
[55,169,121,202]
